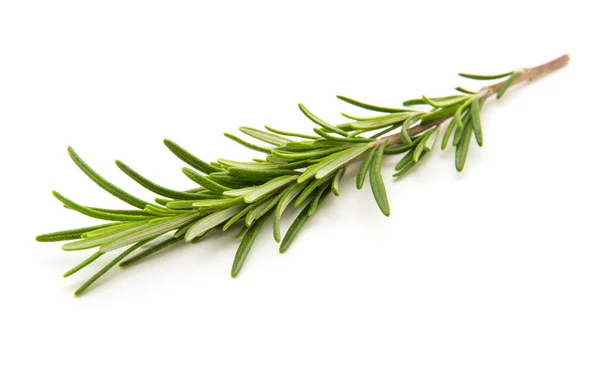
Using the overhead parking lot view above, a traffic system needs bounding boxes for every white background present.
[1,1,599,365]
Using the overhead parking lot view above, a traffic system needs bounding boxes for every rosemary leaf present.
[245,192,283,227]
[313,144,372,180]
[63,252,103,278]
[231,210,273,278]
[185,206,244,241]
[228,167,299,180]
[53,191,151,222]
[298,103,349,136]
[441,117,457,151]
[116,160,209,200]
[470,97,484,146]
[36,223,118,242]
[331,167,345,196]
[273,182,308,243]
[119,236,182,267]
[422,95,469,108]
[356,147,377,190]
[224,133,273,154]
[280,188,331,253]
[458,70,514,80]
[295,175,334,207]
[61,221,150,251]
[163,139,223,174]
[455,121,474,172]
[243,175,298,203]
[100,212,202,252]
[336,95,412,113]
[307,185,331,216]
[74,238,155,296]
[239,126,293,146]
[182,167,233,194]
[264,125,319,140]
[369,141,390,216]
[67,147,154,210]
[497,71,522,99]
[400,114,421,146]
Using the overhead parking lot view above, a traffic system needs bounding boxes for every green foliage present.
[36,59,556,295]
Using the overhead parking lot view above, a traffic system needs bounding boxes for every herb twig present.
[37,54,569,295]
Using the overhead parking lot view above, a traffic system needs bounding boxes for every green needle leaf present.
[298,103,349,136]
[264,125,319,140]
[308,185,331,216]
[191,196,244,210]
[395,150,415,171]
[412,128,437,162]
[119,236,182,267]
[496,71,522,99]
[223,186,257,198]
[313,128,375,143]
[271,146,346,161]
[369,123,402,139]
[313,144,371,180]
[243,175,298,203]
[470,97,484,146]
[392,154,422,178]
[208,172,262,187]
[455,86,476,94]
[452,97,473,130]
[224,133,273,154]
[273,182,308,243]
[163,139,224,174]
[280,189,331,253]
[245,192,282,227]
[383,134,426,155]
[116,160,209,200]
[82,222,143,238]
[217,159,279,170]
[228,167,299,181]
[53,191,151,222]
[420,103,463,123]
[67,147,154,210]
[294,174,334,208]
[74,238,154,296]
[100,212,202,252]
[400,114,421,145]
[336,95,412,113]
[186,206,244,241]
[235,225,248,239]
[62,220,150,251]
[77,207,156,217]
[36,223,118,242]
[222,202,257,231]
[349,112,412,131]
[441,118,457,151]
[455,121,474,172]
[458,70,514,80]
[63,252,103,278]
[422,95,469,108]
[239,127,294,146]
[356,147,376,189]
[369,141,390,216]
[231,209,273,278]
[453,112,471,147]
[424,126,440,152]
[182,167,233,194]
[331,167,345,196]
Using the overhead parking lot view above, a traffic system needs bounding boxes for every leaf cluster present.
[38,67,523,295]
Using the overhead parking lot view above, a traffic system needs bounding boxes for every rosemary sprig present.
[37,54,569,295]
